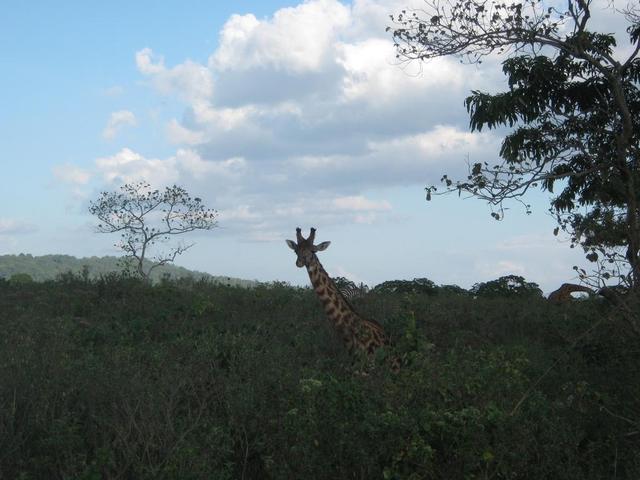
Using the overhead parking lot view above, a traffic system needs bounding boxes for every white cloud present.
[336,38,466,103]
[93,147,247,187]
[95,148,178,185]
[135,47,166,75]
[166,119,206,145]
[286,125,499,191]
[129,0,491,170]
[191,103,257,132]
[349,0,428,38]
[474,259,527,280]
[352,213,378,224]
[219,205,259,221]
[102,110,137,139]
[136,48,213,104]
[331,195,392,224]
[52,164,92,185]
[0,218,37,235]
[58,1,530,242]
[177,149,247,178]
[332,195,391,211]
[211,0,351,73]
[369,125,493,159]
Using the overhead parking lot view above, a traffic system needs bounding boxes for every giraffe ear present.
[314,241,331,252]
[286,240,297,250]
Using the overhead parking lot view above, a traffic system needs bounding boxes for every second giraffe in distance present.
[286,227,398,371]
[548,283,594,304]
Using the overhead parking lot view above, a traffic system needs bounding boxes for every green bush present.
[0,276,637,479]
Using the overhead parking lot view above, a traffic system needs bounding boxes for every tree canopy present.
[389,0,640,292]
[471,274,543,298]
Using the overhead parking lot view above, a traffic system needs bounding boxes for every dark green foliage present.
[471,275,543,298]
[0,276,638,479]
[373,278,439,295]
[372,279,469,297]
[437,284,468,296]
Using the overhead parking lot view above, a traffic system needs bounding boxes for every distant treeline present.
[2,253,551,298]
[0,254,257,287]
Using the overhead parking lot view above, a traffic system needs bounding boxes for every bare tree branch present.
[89,182,218,280]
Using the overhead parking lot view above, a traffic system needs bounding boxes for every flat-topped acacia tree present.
[89,182,218,280]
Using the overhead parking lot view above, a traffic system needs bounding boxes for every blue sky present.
[1,0,630,292]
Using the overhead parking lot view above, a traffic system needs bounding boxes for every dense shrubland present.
[0,274,638,479]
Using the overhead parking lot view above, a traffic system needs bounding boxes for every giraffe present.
[286,227,398,371]
[548,283,594,304]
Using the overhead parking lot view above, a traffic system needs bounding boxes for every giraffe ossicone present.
[286,227,399,372]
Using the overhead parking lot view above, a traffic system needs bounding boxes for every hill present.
[0,253,256,287]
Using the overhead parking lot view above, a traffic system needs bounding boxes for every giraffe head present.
[286,227,331,268]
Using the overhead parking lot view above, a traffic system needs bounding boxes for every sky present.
[0,0,634,293]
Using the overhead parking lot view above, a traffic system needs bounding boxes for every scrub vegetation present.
[0,273,638,479]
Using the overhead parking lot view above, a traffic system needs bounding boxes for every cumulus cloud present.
[102,110,137,139]
[61,0,507,240]
[284,125,500,192]
[95,148,177,185]
[136,47,213,104]
[93,148,246,187]
[336,39,467,103]
[211,0,351,73]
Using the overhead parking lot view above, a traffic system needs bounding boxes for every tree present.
[438,284,468,295]
[89,182,218,280]
[389,1,640,293]
[372,278,439,295]
[471,275,543,298]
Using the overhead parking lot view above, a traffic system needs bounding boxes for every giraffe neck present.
[567,284,592,294]
[304,253,397,371]
[305,255,357,333]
